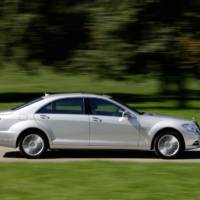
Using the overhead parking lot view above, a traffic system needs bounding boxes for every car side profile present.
[0,93,199,159]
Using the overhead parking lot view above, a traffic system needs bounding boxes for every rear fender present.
[9,120,54,147]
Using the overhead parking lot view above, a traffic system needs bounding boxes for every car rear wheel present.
[19,132,47,158]
[154,131,183,159]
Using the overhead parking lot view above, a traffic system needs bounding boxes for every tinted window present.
[89,98,124,117]
[38,98,84,114]
[38,102,53,113]
[112,98,141,114]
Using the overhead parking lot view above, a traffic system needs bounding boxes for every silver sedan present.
[0,93,199,159]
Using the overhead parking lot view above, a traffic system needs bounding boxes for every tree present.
[116,0,200,106]
[1,0,200,107]
[0,0,91,72]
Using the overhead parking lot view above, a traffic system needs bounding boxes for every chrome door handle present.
[92,117,102,123]
[40,115,50,120]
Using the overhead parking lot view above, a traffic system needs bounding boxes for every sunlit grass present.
[0,162,199,200]
[0,67,199,122]
[0,67,157,93]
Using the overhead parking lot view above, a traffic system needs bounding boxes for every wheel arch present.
[150,127,185,150]
[16,128,50,149]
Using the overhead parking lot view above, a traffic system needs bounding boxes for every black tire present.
[19,131,48,159]
[154,130,184,159]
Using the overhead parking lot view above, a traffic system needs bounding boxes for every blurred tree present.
[22,0,91,68]
[116,0,200,106]
[69,0,137,76]
[70,0,200,106]
[0,0,91,72]
[0,0,200,107]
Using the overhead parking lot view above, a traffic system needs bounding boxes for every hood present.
[142,112,188,121]
[138,112,191,128]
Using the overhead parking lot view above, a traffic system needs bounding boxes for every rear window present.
[12,98,43,111]
[37,98,84,114]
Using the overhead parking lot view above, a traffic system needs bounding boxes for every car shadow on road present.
[3,149,200,160]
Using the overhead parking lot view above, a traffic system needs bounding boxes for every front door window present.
[89,98,124,117]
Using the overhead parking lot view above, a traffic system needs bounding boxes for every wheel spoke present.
[158,135,180,157]
[22,134,44,156]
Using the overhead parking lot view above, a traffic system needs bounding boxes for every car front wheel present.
[154,131,183,159]
[19,132,47,158]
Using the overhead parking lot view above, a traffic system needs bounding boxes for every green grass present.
[0,67,157,93]
[0,67,199,122]
[0,161,200,200]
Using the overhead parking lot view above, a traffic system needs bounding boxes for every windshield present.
[12,97,43,111]
[112,98,143,115]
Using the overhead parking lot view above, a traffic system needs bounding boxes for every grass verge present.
[0,161,199,200]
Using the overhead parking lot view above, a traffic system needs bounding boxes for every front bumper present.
[184,132,200,150]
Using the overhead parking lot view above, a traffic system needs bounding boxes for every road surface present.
[1,147,200,162]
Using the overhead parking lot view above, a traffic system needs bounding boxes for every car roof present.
[42,93,112,100]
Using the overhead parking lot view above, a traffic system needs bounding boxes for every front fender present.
[147,120,183,141]
[146,120,199,150]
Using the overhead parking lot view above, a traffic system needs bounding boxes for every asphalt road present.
[1,147,200,162]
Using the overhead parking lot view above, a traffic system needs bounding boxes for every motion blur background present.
[1,1,200,200]
[0,0,200,121]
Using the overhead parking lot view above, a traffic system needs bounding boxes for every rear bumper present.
[0,131,17,148]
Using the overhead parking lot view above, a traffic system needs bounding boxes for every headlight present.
[182,124,198,133]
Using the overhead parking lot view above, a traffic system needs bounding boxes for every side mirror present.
[122,111,135,119]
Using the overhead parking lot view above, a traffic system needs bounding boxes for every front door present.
[88,98,139,147]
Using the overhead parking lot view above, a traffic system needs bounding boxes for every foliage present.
[0,0,200,104]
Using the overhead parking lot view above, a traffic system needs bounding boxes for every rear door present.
[34,97,89,147]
